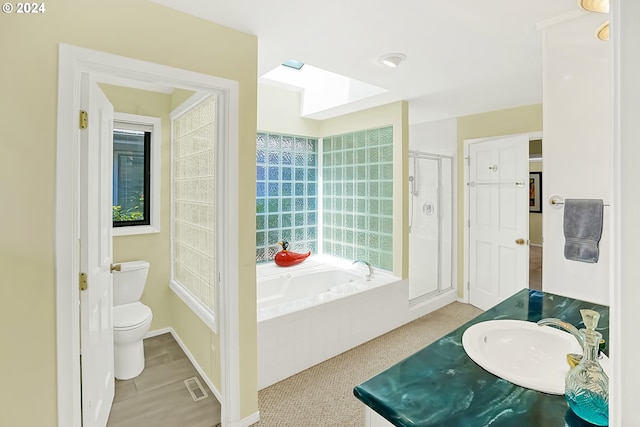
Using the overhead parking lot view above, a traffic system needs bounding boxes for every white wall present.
[541,13,611,305]
[257,83,322,136]
[409,118,458,155]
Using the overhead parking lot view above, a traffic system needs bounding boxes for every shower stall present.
[408,151,454,303]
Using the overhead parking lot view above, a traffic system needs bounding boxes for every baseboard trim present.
[145,327,172,339]
[406,289,457,322]
[226,411,260,427]
[143,328,261,425]
[145,327,224,405]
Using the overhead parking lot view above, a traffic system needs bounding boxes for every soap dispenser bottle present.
[564,309,609,426]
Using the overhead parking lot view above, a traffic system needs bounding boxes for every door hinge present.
[79,272,88,291]
[79,110,88,129]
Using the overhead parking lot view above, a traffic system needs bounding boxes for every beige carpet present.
[256,301,483,427]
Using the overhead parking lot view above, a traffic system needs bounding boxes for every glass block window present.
[323,126,394,271]
[172,96,217,314]
[256,132,318,262]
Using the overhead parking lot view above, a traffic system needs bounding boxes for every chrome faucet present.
[352,260,373,281]
[537,317,584,348]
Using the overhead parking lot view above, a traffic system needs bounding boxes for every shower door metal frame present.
[408,150,454,304]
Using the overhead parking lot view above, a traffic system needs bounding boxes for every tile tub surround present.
[257,256,407,389]
[354,289,609,427]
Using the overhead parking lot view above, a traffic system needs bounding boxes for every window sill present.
[170,280,218,334]
[113,225,160,237]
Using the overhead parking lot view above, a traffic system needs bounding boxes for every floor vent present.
[184,377,209,402]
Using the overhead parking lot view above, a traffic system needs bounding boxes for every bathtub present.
[257,255,408,389]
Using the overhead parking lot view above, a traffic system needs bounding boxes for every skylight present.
[282,59,305,70]
[261,61,388,117]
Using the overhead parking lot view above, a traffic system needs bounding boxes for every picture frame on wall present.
[529,171,542,213]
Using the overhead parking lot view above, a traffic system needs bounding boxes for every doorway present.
[464,133,541,310]
[55,44,241,427]
[528,139,543,291]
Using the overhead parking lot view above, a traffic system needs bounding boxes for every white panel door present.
[79,73,115,427]
[469,135,529,310]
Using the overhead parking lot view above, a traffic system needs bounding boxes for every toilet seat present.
[114,302,152,331]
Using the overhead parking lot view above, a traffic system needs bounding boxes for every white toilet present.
[112,260,153,380]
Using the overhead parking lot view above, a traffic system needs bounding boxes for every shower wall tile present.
[322,126,393,271]
[256,132,318,262]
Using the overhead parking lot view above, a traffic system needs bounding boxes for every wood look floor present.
[530,245,543,291]
[107,333,221,427]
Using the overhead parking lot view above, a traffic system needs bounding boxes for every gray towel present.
[563,199,604,263]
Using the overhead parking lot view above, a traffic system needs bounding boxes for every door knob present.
[515,238,526,245]
[110,263,121,273]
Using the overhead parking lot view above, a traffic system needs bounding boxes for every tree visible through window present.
[113,127,151,227]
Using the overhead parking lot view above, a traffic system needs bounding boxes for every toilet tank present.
[113,260,150,306]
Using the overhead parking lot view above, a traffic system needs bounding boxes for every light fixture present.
[596,21,609,41]
[379,53,406,68]
[577,0,610,42]
[579,0,609,14]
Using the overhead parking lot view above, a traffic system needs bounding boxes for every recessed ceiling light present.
[596,21,609,41]
[579,0,609,13]
[379,53,406,68]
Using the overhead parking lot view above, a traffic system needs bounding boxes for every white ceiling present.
[152,0,587,124]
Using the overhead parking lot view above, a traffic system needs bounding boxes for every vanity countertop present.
[353,289,609,427]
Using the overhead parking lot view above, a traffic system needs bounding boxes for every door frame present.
[55,44,241,426]
[462,131,542,303]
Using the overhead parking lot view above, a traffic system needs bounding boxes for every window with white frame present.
[112,114,161,236]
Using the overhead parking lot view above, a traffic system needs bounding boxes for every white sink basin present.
[462,319,609,395]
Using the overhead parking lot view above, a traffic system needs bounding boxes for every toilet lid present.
[114,302,152,330]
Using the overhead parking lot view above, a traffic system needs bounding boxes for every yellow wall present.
[100,84,174,330]
[171,293,222,387]
[0,1,258,425]
[456,104,543,296]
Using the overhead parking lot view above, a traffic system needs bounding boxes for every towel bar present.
[549,195,610,208]
[468,181,525,187]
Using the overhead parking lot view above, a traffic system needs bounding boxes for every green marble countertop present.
[353,289,609,427]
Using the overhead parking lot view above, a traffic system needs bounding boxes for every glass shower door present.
[408,153,453,302]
